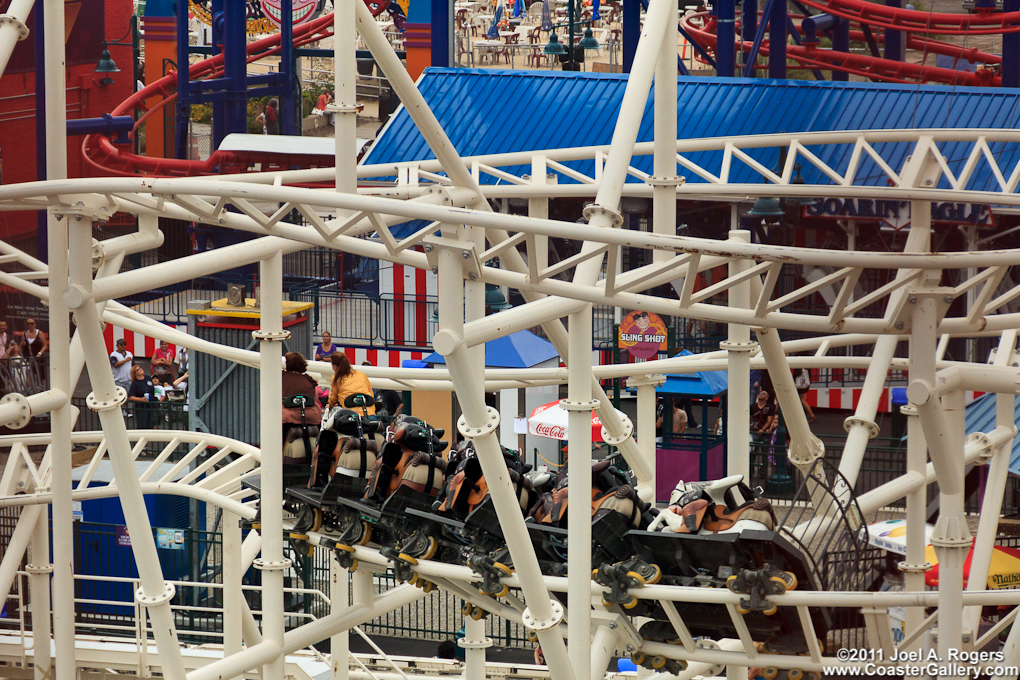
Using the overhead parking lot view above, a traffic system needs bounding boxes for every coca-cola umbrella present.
[528,399,625,442]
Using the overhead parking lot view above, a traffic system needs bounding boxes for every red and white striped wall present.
[103,323,189,358]
[337,345,427,368]
[380,262,438,348]
[804,387,983,414]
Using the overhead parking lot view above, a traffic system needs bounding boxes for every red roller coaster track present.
[682,9,1007,86]
[83,12,339,178]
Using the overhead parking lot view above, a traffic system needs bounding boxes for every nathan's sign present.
[619,311,668,359]
[805,199,993,230]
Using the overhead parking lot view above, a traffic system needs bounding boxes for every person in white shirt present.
[110,339,134,391]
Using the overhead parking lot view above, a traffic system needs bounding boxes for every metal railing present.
[0,356,48,398]
[290,287,438,350]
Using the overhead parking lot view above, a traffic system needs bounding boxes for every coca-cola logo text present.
[535,424,566,439]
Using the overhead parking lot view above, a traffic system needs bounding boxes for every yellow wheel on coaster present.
[526,631,538,643]
[289,533,309,540]
[784,571,798,591]
[349,558,359,572]
[591,569,600,580]
[626,571,646,587]
[357,521,373,546]
[471,606,485,620]
[650,655,666,670]
[335,543,355,553]
[406,572,419,586]
[493,562,513,577]
[726,574,739,591]
[631,652,646,666]
[422,580,436,594]
[622,595,639,610]
[646,563,663,585]
[763,604,778,616]
[420,536,439,560]
[494,584,509,598]
[763,667,779,680]
[310,508,323,533]
[251,523,262,530]
[769,576,789,594]
[736,605,751,615]
[462,602,473,616]
[601,596,613,608]
[398,553,419,566]
[789,669,804,680]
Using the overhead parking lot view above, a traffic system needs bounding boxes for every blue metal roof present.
[965,393,1020,478]
[363,69,1020,191]
[424,329,558,368]
[655,350,728,397]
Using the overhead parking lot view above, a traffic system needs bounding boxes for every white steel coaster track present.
[0,0,1018,676]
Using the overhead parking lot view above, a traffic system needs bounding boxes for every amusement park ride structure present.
[2,0,1020,679]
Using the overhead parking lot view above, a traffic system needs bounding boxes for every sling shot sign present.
[805,199,993,230]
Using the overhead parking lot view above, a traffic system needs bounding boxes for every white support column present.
[222,510,244,659]
[722,228,755,481]
[839,223,930,487]
[566,307,594,680]
[43,0,76,674]
[257,250,288,680]
[434,246,574,680]
[330,557,351,680]
[335,0,357,194]
[529,159,552,273]
[900,398,928,649]
[0,0,33,78]
[963,330,1019,635]
[67,265,187,679]
[461,612,492,680]
[651,0,677,259]
[629,376,664,498]
[589,624,619,680]
[29,508,51,680]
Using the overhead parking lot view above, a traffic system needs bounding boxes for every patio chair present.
[494,31,519,64]
[456,8,471,34]
[527,25,547,67]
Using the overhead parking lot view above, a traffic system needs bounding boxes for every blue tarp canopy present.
[966,393,1020,477]
[655,350,728,398]
[423,329,558,368]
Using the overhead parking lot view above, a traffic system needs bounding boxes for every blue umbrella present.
[592,0,600,21]
[486,4,503,38]
[513,0,524,18]
[541,0,553,31]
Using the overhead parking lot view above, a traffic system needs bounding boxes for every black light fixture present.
[579,27,600,50]
[747,196,784,220]
[791,162,818,207]
[94,47,120,74]
[544,31,568,56]
[485,284,513,310]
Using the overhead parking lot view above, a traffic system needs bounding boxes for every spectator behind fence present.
[126,365,157,429]
[151,340,176,381]
[4,342,29,394]
[314,331,337,361]
[110,339,134,392]
[175,346,189,379]
[21,318,47,358]
[0,320,8,360]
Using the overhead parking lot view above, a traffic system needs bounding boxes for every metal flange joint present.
[135,582,176,607]
[458,406,500,439]
[844,416,880,439]
[252,330,291,342]
[559,398,600,412]
[86,387,127,412]
[0,393,31,429]
[521,599,565,632]
[254,557,293,571]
